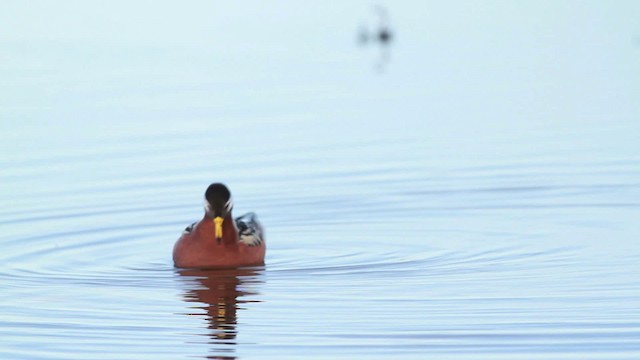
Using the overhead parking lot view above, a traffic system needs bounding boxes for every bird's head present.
[204,183,233,243]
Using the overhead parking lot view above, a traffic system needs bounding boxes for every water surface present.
[1,1,639,359]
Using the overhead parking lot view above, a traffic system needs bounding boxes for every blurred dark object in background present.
[358,5,393,45]
[358,5,394,72]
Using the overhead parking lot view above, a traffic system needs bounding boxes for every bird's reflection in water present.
[177,267,264,360]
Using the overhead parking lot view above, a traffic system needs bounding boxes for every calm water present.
[1,1,640,359]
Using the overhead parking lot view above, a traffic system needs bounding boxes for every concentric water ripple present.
[2,127,639,358]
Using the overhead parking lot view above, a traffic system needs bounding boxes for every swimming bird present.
[173,183,265,268]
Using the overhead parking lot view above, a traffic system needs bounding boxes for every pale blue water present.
[1,1,640,359]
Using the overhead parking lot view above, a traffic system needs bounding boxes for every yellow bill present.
[214,216,224,242]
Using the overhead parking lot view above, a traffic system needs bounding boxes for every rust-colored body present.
[173,212,266,268]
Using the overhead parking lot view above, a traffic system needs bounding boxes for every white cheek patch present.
[204,198,233,215]
[224,198,233,212]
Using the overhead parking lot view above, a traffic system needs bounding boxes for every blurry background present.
[1,1,639,359]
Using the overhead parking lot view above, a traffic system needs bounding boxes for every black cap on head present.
[204,183,232,217]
